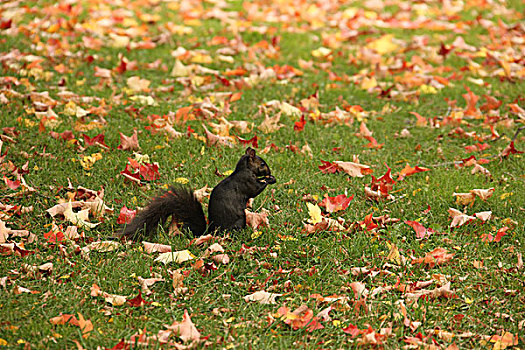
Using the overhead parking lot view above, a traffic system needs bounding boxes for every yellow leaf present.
[191,53,212,64]
[64,201,99,229]
[311,47,332,58]
[366,34,398,55]
[500,192,513,200]
[175,177,189,184]
[360,77,377,90]
[418,84,438,94]
[129,95,157,106]
[386,241,402,265]
[307,203,322,224]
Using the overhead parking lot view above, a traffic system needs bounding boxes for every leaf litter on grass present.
[0,0,524,348]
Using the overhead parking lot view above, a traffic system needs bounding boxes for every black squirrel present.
[116,147,276,240]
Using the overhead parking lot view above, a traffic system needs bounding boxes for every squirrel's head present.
[237,147,276,184]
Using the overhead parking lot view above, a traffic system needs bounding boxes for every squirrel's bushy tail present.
[117,186,207,240]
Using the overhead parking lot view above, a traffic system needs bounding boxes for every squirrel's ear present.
[245,147,256,158]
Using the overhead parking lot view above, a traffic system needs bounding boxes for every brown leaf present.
[245,209,270,229]
[143,241,172,254]
[165,310,202,343]
[117,130,140,151]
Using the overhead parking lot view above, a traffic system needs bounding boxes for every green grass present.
[1,0,524,348]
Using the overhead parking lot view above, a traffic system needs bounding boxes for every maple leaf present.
[319,194,354,213]
[412,248,454,268]
[236,135,258,148]
[117,130,140,151]
[257,112,285,134]
[164,310,202,343]
[43,228,65,244]
[333,161,373,177]
[405,282,456,302]
[77,313,94,338]
[82,133,109,149]
[277,304,324,332]
[142,241,172,254]
[294,115,306,131]
[488,332,518,350]
[343,323,360,337]
[481,226,509,243]
[127,76,150,92]
[366,34,398,55]
[318,160,339,174]
[64,201,99,229]
[127,291,152,307]
[50,314,80,326]
[500,141,523,157]
[453,188,494,205]
[410,112,428,127]
[462,86,480,117]
[245,209,269,229]
[507,103,525,117]
[404,220,435,239]
[438,42,453,58]
[202,124,234,148]
[448,208,476,227]
[155,250,195,264]
[386,241,405,265]
[116,206,136,224]
[397,163,430,181]
[306,203,322,224]
[49,130,75,141]
[480,94,502,111]
[244,290,282,304]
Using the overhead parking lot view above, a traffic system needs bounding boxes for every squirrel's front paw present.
[265,175,276,184]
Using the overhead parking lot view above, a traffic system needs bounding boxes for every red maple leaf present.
[359,213,378,232]
[404,220,435,239]
[236,135,258,148]
[3,176,21,190]
[82,133,109,149]
[294,115,306,132]
[500,141,523,157]
[342,323,360,337]
[127,291,152,307]
[438,42,453,58]
[319,194,354,213]
[481,226,509,243]
[44,229,65,244]
[138,163,159,181]
[318,160,339,174]
[117,206,137,224]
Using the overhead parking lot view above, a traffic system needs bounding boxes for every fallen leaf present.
[155,250,195,264]
[244,290,282,304]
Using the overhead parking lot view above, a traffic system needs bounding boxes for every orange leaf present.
[462,86,480,117]
[413,247,454,267]
[410,112,428,126]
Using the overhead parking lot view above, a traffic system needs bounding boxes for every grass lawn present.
[1,0,524,348]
